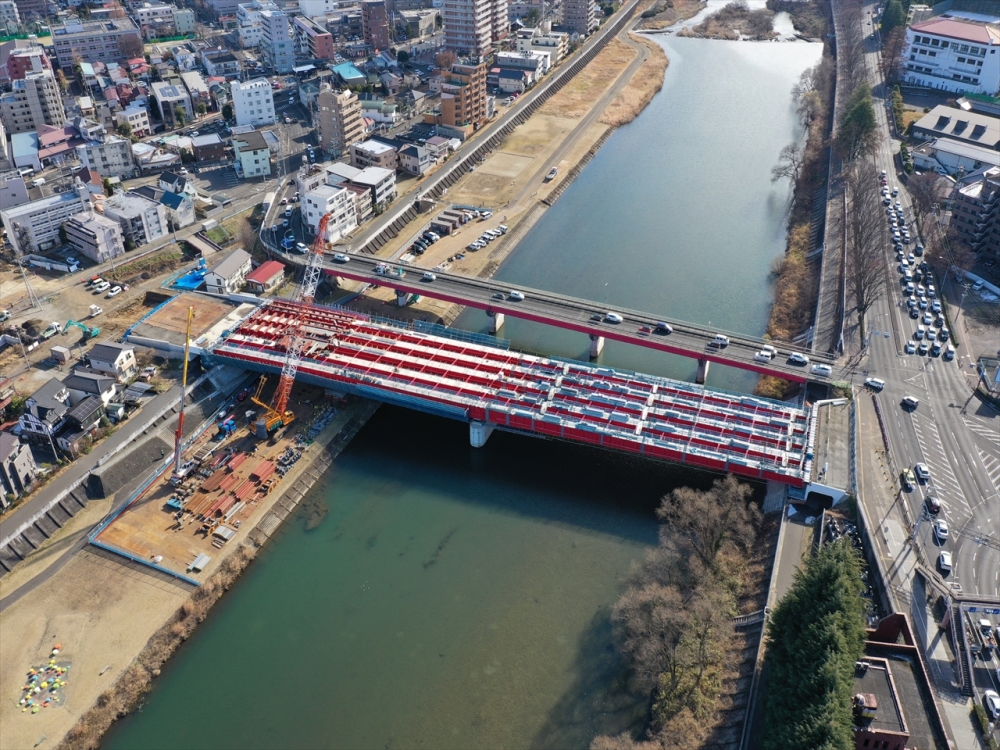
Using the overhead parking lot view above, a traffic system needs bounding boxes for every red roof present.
[911,17,1000,45]
[247,260,285,284]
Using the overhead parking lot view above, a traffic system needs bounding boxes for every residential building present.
[63,370,117,408]
[444,0,506,58]
[64,210,126,263]
[344,182,374,224]
[18,378,71,445]
[0,1,21,33]
[232,130,272,177]
[497,49,549,75]
[293,15,335,59]
[361,0,390,49]
[911,104,1000,149]
[173,7,196,33]
[237,0,279,48]
[51,18,144,69]
[0,69,65,134]
[352,165,396,207]
[192,133,226,161]
[136,2,176,39]
[303,183,358,240]
[563,0,597,35]
[400,9,437,39]
[151,81,193,127]
[10,130,40,172]
[424,134,452,162]
[207,0,241,14]
[76,134,137,178]
[359,97,399,124]
[0,169,29,209]
[516,27,568,61]
[398,144,432,175]
[231,77,275,127]
[317,87,363,156]
[950,166,1000,257]
[0,432,37,507]
[903,16,1000,96]
[0,117,8,170]
[181,71,211,111]
[245,259,285,293]
[59,395,106,456]
[427,61,487,133]
[298,0,338,16]
[912,137,1000,175]
[103,190,169,245]
[260,8,296,74]
[350,138,398,169]
[88,341,138,380]
[160,190,196,228]
[11,0,43,24]
[5,45,50,80]
[205,248,252,294]
[0,187,89,255]
[202,48,241,77]
[115,105,151,137]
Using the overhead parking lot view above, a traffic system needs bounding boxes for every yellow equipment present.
[251,374,294,436]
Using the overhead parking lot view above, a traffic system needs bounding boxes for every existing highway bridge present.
[321,253,837,384]
[211,300,821,487]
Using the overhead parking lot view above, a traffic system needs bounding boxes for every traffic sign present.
[968,607,1000,615]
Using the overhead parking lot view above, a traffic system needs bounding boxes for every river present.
[103,35,822,750]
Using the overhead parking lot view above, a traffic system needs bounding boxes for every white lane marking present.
[964,417,1000,448]
[978,449,1000,494]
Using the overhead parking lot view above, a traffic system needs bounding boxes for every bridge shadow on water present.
[343,404,744,546]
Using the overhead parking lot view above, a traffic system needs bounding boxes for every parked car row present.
[467,225,507,251]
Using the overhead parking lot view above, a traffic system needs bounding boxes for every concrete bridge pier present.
[589,334,605,358]
[696,358,710,385]
[395,290,412,306]
[487,311,504,333]
[470,421,494,448]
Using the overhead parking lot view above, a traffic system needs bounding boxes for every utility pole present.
[173,306,194,473]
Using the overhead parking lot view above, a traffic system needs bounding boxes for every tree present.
[525,7,541,25]
[845,161,885,344]
[174,105,187,127]
[435,50,456,71]
[397,49,410,64]
[907,171,942,223]
[117,121,132,138]
[881,26,907,83]
[237,219,258,254]
[102,177,114,196]
[771,143,803,186]
[222,102,233,121]
[58,224,68,244]
[118,32,144,60]
[837,81,877,162]
[196,102,207,115]
[55,69,70,94]
[762,539,866,750]
[149,96,162,120]
[435,12,442,28]
[880,0,905,34]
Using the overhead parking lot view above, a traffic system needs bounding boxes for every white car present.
[788,352,809,365]
[810,364,832,377]
[106,285,122,298]
[754,351,773,363]
[914,463,930,481]
[94,281,111,293]
[508,291,525,301]
[422,271,436,281]
[939,550,953,572]
[333,253,349,263]
[604,312,623,324]
[904,341,916,354]
[984,690,1000,721]
[864,377,885,390]
[933,520,948,541]
[710,334,729,348]
[902,395,919,409]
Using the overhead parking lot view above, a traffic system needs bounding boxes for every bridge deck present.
[212,301,813,486]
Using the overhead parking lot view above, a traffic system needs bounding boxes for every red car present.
[638,326,652,335]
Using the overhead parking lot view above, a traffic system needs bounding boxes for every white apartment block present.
[0,1,21,30]
[64,211,125,264]
[352,165,396,207]
[260,9,296,73]
[903,17,1000,96]
[298,0,338,17]
[516,28,568,61]
[231,78,275,127]
[135,2,175,39]
[180,70,210,109]
[237,0,279,48]
[151,81,193,127]
[103,191,169,246]
[76,135,137,179]
[173,7,195,33]
[232,130,272,177]
[303,183,358,242]
[0,69,65,134]
[116,105,151,137]
[51,18,143,68]
[444,0,507,59]
[0,187,90,255]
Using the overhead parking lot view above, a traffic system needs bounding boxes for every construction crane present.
[63,319,100,339]
[173,306,194,475]
[255,212,332,438]
[250,374,286,436]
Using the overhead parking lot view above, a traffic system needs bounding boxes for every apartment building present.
[361,0,390,49]
[350,138,398,169]
[202,47,241,77]
[231,77,275,127]
[903,16,1000,96]
[103,191,169,246]
[237,0,279,48]
[51,18,143,68]
[260,8,296,73]
[151,81,193,126]
[298,0,337,16]
[64,210,125,264]
[5,45,51,80]
[0,69,65,134]
[432,61,487,131]
[232,130,272,177]
[115,105,151,137]
[444,0,506,58]
[950,166,1000,257]
[293,15,335,59]
[516,27,568,61]
[562,0,597,35]
[303,183,358,241]
[75,134,137,178]
[180,70,211,110]
[135,2,175,39]
[173,7,195,33]
[317,87,363,156]
[11,0,43,23]
[0,187,90,255]
[352,165,396,207]
[0,0,21,31]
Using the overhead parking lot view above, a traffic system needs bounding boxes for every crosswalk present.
[964,416,1000,448]
[978,448,1000,497]
[912,416,973,516]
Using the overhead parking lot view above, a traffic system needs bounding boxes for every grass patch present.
[106,248,185,284]
[600,33,668,127]
[538,38,637,119]
[204,225,230,245]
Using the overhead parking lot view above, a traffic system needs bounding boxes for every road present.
[325,252,835,381]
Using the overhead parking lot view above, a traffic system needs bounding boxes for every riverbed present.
[102,35,822,750]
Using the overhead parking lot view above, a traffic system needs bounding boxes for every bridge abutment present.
[487,311,505,333]
[589,334,604,358]
[395,290,412,306]
[696,358,710,385]
[469,421,494,448]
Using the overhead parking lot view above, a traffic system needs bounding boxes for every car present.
[915,325,925,340]
[590,313,603,322]
[492,292,505,300]
[918,297,928,309]
[901,468,916,491]
[295,242,308,253]
[283,219,289,227]
[333,253,349,263]
[932,520,949,544]
[94,281,111,293]
[508,291,525,301]
[927,284,936,297]
[481,211,493,219]
[422,271,436,281]
[939,550,953,573]
[107,285,122,298]
[178,167,188,175]
[710,334,730,348]
[467,243,481,251]
[984,690,1000,721]
[281,198,288,205]
[904,341,916,354]
[865,377,885,391]
[909,307,920,319]
[931,301,941,314]
[754,351,773,363]
[939,327,950,341]
[906,296,917,308]
[922,312,933,325]
[811,364,832,376]
[943,344,956,360]
[89,276,104,287]
[638,325,652,335]
[902,395,919,409]
[894,201,902,211]
[915,463,930,481]
[905,282,915,294]
[931,341,942,356]
[918,341,929,355]
[655,321,673,334]
[285,207,293,217]
[926,329,936,341]
[915,244,924,256]
[789,352,809,365]
[605,312,623,324]
[883,196,891,206]
[497,225,508,233]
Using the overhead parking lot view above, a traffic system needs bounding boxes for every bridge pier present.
[696,358,710,385]
[469,421,494,448]
[487,311,504,334]
[395,290,412,306]
[589,334,604,358]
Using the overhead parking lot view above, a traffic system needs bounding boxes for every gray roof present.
[63,371,116,395]
[192,133,222,147]
[232,131,268,153]
[90,341,133,363]
[0,431,22,463]
[27,378,70,425]
[914,105,1000,146]
[210,248,251,280]
[66,395,104,426]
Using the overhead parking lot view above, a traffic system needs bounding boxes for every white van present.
[31,177,46,188]
[810,364,832,377]
[915,325,925,340]
[710,334,729,348]
[754,351,773,363]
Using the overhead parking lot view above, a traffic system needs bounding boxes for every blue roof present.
[160,191,185,209]
[11,131,39,158]
[332,62,365,82]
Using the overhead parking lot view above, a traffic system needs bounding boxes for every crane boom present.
[271,212,331,422]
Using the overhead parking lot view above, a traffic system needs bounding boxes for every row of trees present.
[762,539,868,750]
[592,476,762,750]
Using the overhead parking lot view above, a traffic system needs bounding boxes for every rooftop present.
[104,191,160,218]
[246,260,285,284]
[353,166,394,186]
[53,17,139,37]
[911,16,1000,45]
[852,659,906,735]
[191,133,223,147]
[354,139,395,155]
[914,105,1000,146]
[232,131,269,152]
[90,342,132,362]
[0,191,86,220]
[10,131,38,159]
[209,248,251,279]
[916,136,1000,166]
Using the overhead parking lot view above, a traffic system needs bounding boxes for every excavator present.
[64,319,100,340]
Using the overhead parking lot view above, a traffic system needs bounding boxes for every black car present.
[926,496,941,514]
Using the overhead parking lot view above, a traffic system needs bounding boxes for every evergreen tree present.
[880,0,905,34]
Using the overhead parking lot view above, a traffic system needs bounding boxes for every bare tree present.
[771,143,804,185]
[236,218,259,254]
[118,33,144,60]
[881,26,908,83]
[907,171,943,223]
[434,50,456,70]
[844,161,886,344]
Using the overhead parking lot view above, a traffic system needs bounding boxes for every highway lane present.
[324,252,836,382]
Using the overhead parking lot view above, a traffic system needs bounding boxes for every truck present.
[89,304,103,317]
[40,322,62,340]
